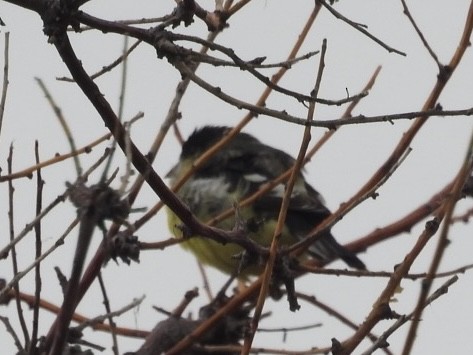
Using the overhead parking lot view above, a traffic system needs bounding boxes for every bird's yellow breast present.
[166,206,295,276]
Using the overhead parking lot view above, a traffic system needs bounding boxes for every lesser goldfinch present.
[167,126,365,275]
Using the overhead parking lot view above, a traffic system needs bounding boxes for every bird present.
[166,126,365,276]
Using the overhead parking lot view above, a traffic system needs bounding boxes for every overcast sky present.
[1,1,473,354]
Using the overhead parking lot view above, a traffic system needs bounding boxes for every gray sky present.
[1,1,473,354]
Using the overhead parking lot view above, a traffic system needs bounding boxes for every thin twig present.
[35,77,82,175]
[9,289,148,337]
[71,17,174,32]
[318,0,406,56]
[29,141,43,355]
[204,66,382,230]
[0,148,111,257]
[227,0,251,16]
[0,315,23,353]
[299,263,473,280]
[49,194,102,354]
[317,107,473,128]
[72,295,146,334]
[0,218,81,302]
[58,39,141,82]
[362,276,459,355]
[0,31,10,142]
[346,176,468,255]
[402,128,473,354]
[0,132,111,182]
[97,272,119,355]
[7,145,30,348]
[110,0,233,231]
[168,32,357,105]
[289,148,412,257]
[197,261,213,301]
[311,3,473,351]
[296,292,393,355]
[400,0,442,68]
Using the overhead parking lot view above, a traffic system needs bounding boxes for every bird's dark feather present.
[179,126,365,269]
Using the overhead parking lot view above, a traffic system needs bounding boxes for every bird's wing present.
[194,139,365,269]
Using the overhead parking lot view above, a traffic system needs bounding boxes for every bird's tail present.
[308,234,366,270]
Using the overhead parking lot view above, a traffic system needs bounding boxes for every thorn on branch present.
[377,302,397,320]
[54,266,69,294]
[425,217,440,235]
[247,56,267,65]
[461,175,473,197]
[437,64,453,82]
[0,279,7,305]
[331,337,343,354]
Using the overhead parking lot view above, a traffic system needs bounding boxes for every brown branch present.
[29,141,44,355]
[167,31,363,106]
[402,131,473,354]
[49,194,100,355]
[400,0,442,69]
[362,276,459,355]
[97,273,119,355]
[57,39,142,82]
[2,289,149,338]
[0,31,10,142]
[35,77,83,175]
[288,147,411,258]
[296,292,393,355]
[333,1,473,353]
[0,148,110,267]
[318,0,406,56]
[0,132,112,182]
[7,145,30,350]
[345,176,463,255]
